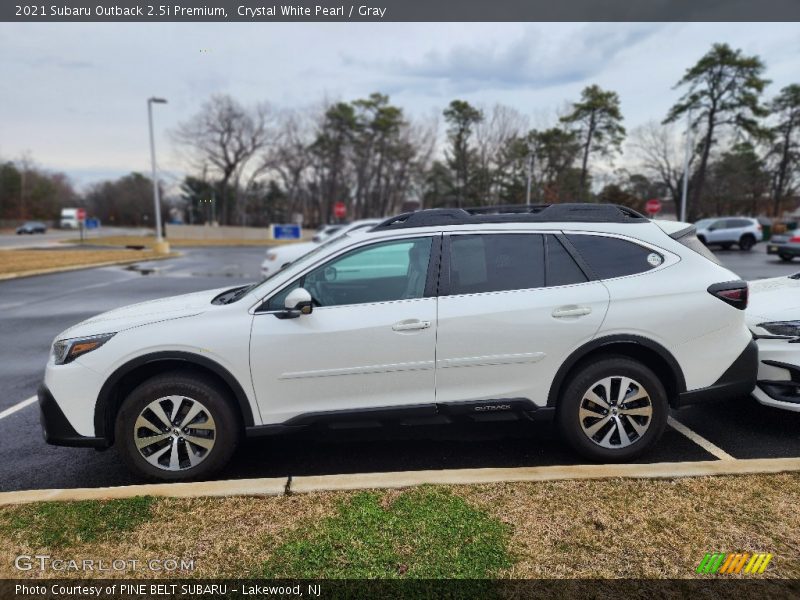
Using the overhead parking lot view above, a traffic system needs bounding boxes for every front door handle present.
[552,306,592,319]
[392,320,431,332]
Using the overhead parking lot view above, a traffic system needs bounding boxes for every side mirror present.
[278,287,313,319]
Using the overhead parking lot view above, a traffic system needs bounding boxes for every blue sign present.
[85,218,100,230]
[272,224,301,240]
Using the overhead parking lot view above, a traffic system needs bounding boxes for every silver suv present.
[695,217,763,251]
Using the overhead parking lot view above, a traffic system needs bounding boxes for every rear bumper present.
[767,242,800,255]
[674,340,758,407]
[38,384,109,448]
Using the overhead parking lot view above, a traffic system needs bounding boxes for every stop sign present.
[333,201,346,219]
[76,208,86,221]
[645,199,661,215]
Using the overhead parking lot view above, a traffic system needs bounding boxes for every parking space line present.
[0,396,37,421]
[668,415,736,461]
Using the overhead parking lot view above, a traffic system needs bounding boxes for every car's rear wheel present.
[779,253,794,262]
[557,357,668,462]
[115,372,240,481]
[739,235,756,251]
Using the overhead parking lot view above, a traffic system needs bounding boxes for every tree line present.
[2,42,798,227]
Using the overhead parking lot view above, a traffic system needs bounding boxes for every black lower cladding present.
[245,398,555,437]
[38,384,108,448]
[674,340,759,407]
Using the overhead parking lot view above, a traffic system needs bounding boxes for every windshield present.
[694,219,714,229]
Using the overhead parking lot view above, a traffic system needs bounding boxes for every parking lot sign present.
[272,224,302,240]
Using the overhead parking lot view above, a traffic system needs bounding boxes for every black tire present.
[557,356,668,462]
[739,235,755,251]
[697,236,707,246]
[779,253,794,262]
[115,371,240,481]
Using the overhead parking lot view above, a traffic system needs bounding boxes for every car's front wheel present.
[558,357,668,462]
[115,372,240,481]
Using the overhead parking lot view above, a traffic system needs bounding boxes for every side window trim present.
[424,234,443,298]
[554,234,597,282]
[256,234,441,313]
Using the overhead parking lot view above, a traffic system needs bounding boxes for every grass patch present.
[0,474,797,579]
[255,487,511,579]
[0,248,163,276]
[0,497,156,548]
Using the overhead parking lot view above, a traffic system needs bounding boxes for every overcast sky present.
[1,22,799,190]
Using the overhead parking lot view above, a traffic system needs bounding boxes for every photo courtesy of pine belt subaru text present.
[39,204,758,480]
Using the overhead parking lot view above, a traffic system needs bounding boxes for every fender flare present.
[94,351,256,441]
[546,334,687,407]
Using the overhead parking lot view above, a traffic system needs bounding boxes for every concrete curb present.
[289,457,800,493]
[0,477,288,505]
[0,253,178,281]
[1,457,798,505]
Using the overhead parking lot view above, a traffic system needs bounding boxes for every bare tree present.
[474,104,528,205]
[628,121,692,205]
[172,95,272,225]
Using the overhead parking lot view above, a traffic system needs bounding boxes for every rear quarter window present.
[565,234,662,279]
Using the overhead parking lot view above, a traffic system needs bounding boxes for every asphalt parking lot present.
[0,243,798,492]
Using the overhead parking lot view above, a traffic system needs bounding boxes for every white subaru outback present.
[39,204,757,480]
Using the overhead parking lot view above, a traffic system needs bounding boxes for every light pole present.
[525,137,535,206]
[147,97,167,249]
[680,106,694,223]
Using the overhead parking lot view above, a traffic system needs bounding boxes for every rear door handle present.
[392,320,431,332]
[552,306,592,318]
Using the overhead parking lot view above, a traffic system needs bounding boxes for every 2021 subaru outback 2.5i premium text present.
[39,204,758,480]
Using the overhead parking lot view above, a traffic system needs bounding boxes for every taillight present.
[790,235,800,243]
[757,224,763,230]
[708,281,748,310]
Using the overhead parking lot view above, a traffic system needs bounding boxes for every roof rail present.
[372,203,648,230]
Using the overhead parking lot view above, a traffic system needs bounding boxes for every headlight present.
[52,333,115,365]
[758,321,800,337]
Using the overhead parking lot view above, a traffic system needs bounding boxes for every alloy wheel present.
[133,395,216,471]
[578,376,653,449]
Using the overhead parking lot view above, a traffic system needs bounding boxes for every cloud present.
[347,23,664,95]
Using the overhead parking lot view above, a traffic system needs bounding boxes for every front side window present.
[448,234,545,295]
[265,237,432,310]
[566,234,661,279]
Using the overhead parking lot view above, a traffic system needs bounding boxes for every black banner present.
[4,0,800,23]
[2,579,800,600]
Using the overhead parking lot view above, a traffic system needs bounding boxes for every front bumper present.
[674,340,758,407]
[751,338,800,412]
[38,384,108,448]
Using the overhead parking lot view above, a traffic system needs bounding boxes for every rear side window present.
[449,234,544,294]
[566,234,661,279]
[545,235,587,286]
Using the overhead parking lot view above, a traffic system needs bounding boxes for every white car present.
[695,217,763,251]
[40,204,757,480]
[261,219,381,278]
[747,274,800,412]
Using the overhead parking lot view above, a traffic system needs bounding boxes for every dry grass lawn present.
[0,473,797,579]
[459,473,800,579]
[0,249,164,276]
[65,236,305,248]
